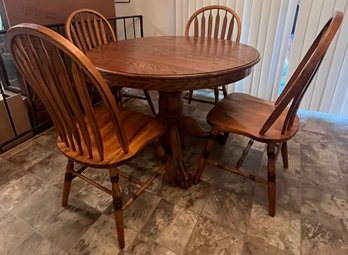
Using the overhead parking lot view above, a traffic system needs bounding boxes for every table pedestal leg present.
[159,91,204,188]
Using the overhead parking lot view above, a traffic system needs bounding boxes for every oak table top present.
[87,36,260,187]
[86,36,260,91]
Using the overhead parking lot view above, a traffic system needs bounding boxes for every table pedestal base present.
[158,91,208,188]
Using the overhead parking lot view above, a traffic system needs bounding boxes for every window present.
[279,3,300,95]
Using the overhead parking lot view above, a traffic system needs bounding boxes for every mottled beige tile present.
[299,113,339,135]
[69,214,137,255]
[242,236,288,255]
[301,218,347,255]
[257,141,301,176]
[254,184,301,215]
[331,196,348,219]
[0,157,22,177]
[201,145,263,190]
[70,169,112,213]
[117,144,166,194]
[124,191,161,232]
[28,151,67,182]
[334,136,348,156]
[301,164,345,197]
[2,101,348,255]
[1,136,39,158]
[292,128,304,143]
[301,131,336,152]
[342,173,348,198]
[3,141,52,170]
[124,144,160,174]
[209,144,263,178]
[157,181,211,214]
[184,216,244,255]
[254,159,301,214]
[35,128,58,148]
[10,232,66,255]
[0,157,24,188]
[301,144,339,168]
[283,140,302,162]
[0,207,33,254]
[0,173,43,211]
[337,152,348,174]
[201,179,253,232]
[140,199,198,254]
[11,186,100,251]
[124,233,177,255]
[247,203,301,255]
[201,162,257,192]
[301,186,347,228]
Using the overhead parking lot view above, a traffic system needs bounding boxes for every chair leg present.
[143,90,156,115]
[62,159,74,207]
[267,143,276,217]
[114,87,123,110]
[214,87,220,103]
[194,129,219,184]
[222,85,228,97]
[281,142,289,168]
[187,90,193,104]
[109,168,125,249]
[215,132,229,144]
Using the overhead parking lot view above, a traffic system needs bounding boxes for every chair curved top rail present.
[185,5,242,42]
[6,23,129,160]
[259,11,344,136]
[65,8,117,53]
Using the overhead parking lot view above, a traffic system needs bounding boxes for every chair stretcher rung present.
[207,160,267,184]
[122,165,164,210]
[118,171,145,186]
[72,170,113,195]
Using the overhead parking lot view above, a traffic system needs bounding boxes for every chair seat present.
[207,93,299,142]
[57,104,164,167]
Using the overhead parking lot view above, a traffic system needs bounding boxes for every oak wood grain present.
[6,23,166,249]
[184,5,242,103]
[66,8,156,115]
[86,36,260,91]
[195,11,344,217]
[86,35,260,188]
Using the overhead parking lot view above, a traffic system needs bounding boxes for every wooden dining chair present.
[6,23,169,249]
[184,5,241,104]
[194,11,343,216]
[65,8,156,115]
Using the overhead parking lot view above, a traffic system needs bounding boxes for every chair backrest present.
[6,23,129,160]
[185,5,241,42]
[259,11,343,135]
[65,8,117,53]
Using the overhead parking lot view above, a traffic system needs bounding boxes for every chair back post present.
[6,24,129,160]
[259,11,343,136]
[65,8,117,53]
[185,5,241,42]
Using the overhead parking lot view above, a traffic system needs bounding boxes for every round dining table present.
[86,36,260,188]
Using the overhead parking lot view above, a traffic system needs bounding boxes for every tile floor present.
[0,91,347,255]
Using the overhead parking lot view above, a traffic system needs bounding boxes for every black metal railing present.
[0,15,144,153]
[109,15,144,39]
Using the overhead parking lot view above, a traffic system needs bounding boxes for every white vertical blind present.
[175,0,298,98]
[286,0,348,115]
[175,0,348,116]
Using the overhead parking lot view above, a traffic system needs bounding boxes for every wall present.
[1,0,115,26]
[115,0,176,36]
